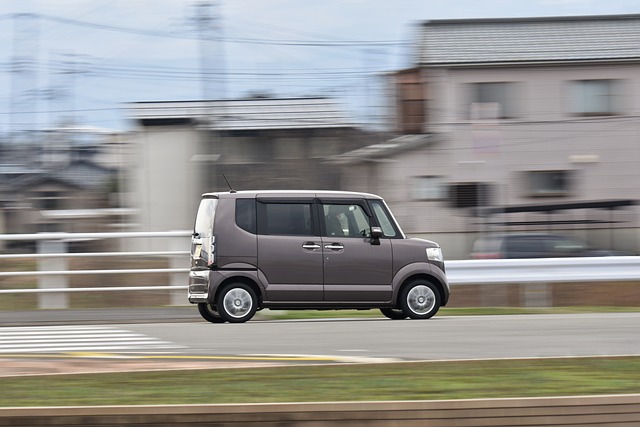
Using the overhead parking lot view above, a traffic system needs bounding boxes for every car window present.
[262,203,312,236]
[370,201,397,237]
[194,198,217,237]
[235,199,256,234]
[323,203,371,237]
[552,236,587,252]
[473,236,500,253]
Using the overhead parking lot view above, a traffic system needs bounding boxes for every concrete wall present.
[130,126,206,239]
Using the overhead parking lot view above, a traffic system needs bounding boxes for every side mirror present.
[371,227,383,238]
[370,227,383,245]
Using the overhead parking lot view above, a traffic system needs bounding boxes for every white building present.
[333,14,640,259]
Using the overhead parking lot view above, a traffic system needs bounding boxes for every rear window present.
[472,236,501,253]
[194,198,217,237]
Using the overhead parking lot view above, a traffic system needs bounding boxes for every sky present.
[1,0,640,133]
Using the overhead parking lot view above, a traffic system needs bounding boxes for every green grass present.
[2,357,640,407]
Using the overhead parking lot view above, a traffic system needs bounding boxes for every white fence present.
[0,231,191,309]
[1,231,640,309]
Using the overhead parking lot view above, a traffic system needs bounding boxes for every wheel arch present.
[395,273,447,307]
[214,276,263,309]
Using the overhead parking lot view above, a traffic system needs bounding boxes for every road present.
[126,313,640,361]
[2,311,639,362]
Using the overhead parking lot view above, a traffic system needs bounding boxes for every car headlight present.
[426,247,444,262]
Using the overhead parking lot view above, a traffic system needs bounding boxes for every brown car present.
[189,190,449,323]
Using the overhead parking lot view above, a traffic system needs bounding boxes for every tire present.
[216,283,258,323]
[399,280,441,320]
[380,308,407,320]
[197,303,226,323]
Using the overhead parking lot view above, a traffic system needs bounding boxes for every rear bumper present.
[187,269,210,304]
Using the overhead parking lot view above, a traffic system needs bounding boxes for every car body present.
[471,233,626,259]
[188,190,449,323]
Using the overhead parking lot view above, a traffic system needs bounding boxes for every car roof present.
[202,190,384,200]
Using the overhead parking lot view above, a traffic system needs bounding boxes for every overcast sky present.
[1,0,640,132]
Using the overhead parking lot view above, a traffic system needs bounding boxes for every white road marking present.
[0,325,185,354]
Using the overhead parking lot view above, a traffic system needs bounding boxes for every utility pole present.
[9,13,40,143]
[189,1,226,192]
[192,1,226,103]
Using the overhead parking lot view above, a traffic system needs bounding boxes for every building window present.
[448,182,492,208]
[413,176,446,200]
[36,191,63,210]
[469,82,516,119]
[570,79,619,116]
[526,171,572,197]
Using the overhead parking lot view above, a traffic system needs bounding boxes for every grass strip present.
[2,356,639,407]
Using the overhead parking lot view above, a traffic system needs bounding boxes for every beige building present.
[124,97,377,244]
[334,14,640,259]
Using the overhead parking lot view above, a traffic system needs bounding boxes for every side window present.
[323,203,371,238]
[262,203,312,236]
[235,199,256,234]
[370,201,397,238]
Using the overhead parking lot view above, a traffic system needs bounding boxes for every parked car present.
[189,190,449,323]
[471,233,627,259]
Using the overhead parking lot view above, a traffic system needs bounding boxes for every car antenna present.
[222,174,237,193]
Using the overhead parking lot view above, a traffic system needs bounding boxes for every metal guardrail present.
[446,256,640,285]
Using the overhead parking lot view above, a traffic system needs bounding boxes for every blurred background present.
[1,0,640,263]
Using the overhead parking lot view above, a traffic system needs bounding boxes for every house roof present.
[327,134,441,165]
[11,160,114,191]
[125,97,354,130]
[417,14,640,66]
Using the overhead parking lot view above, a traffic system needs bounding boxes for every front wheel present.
[216,283,258,323]
[399,280,441,319]
[380,308,407,320]
[197,303,226,323]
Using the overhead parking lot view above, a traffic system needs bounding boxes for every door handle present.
[302,242,321,250]
[324,243,344,250]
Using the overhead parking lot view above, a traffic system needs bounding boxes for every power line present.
[33,12,407,47]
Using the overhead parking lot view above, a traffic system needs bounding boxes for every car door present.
[256,198,323,302]
[320,201,393,302]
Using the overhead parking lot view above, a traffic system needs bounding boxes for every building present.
[334,14,640,259]
[125,97,380,239]
[0,125,130,247]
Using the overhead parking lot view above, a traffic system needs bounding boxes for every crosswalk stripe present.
[0,325,185,354]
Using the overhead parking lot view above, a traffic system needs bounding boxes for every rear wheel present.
[399,280,441,319]
[197,303,226,323]
[216,283,258,323]
[380,308,407,320]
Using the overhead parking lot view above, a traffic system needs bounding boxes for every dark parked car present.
[189,190,449,323]
[471,233,627,259]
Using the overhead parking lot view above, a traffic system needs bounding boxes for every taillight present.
[207,236,216,267]
[472,252,502,259]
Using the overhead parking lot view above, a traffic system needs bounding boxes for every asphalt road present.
[125,312,640,361]
[2,310,639,362]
